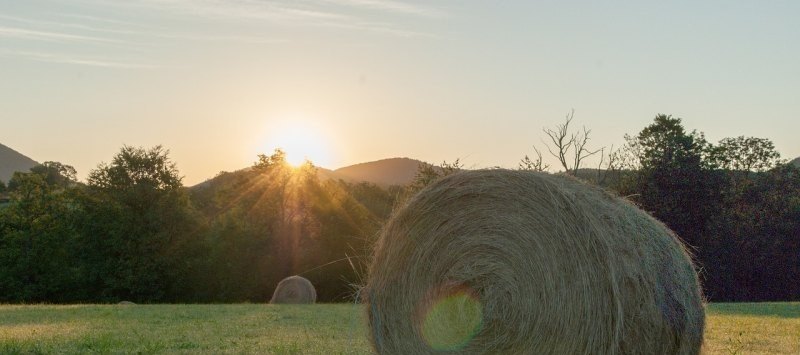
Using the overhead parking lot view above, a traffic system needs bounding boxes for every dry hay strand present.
[270,275,317,304]
[365,170,705,354]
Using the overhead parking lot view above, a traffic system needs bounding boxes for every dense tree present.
[194,150,382,302]
[709,136,783,172]
[7,162,77,192]
[30,161,78,187]
[88,146,182,192]
[79,145,200,302]
[341,181,402,221]
[254,148,290,172]
[296,177,379,301]
[408,159,463,194]
[703,161,800,301]
[184,151,289,301]
[0,165,82,302]
[610,116,799,301]
[621,115,722,248]
[3,126,797,303]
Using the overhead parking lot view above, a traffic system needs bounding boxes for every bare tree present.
[596,144,625,185]
[518,146,549,172]
[542,110,602,175]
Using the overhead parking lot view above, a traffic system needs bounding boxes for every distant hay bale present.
[365,170,705,354]
[270,275,317,304]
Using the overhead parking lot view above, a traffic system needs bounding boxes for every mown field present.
[0,303,797,354]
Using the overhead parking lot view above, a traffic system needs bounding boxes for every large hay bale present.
[270,275,317,304]
[366,170,705,354]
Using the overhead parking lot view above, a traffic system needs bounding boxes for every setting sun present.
[262,116,335,167]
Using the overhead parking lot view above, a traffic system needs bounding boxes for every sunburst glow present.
[263,116,334,167]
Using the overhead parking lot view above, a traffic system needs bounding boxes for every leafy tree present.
[80,145,198,302]
[634,114,711,169]
[88,145,182,192]
[296,178,379,301]
[30,161,77,187]
[196,149,306,301]
[254,148,290,172]
[709,136,783,172]
[7,162,76,192]
[408,159,463,194]
[701,138,796,301]
[623,114,722,248]
[617,115,800,301]
[196,149,383,302]
[341,181,402,220]
[0,172,51,300]
[704,164,800,301]
[0,168,81,302]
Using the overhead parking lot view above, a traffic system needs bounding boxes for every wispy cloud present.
[317,0,444,17]
[56,13,167,30]
[82,0,442,37]
[156,33,289,44]
[0,50,157,69]
[1,0,444,59]
[0,26,124,44]
[102,0,352,22]
[0,14,153,37]
[1,14,287,45]
[321,20,439,38]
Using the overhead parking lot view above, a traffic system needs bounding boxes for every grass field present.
[0,302,797,354]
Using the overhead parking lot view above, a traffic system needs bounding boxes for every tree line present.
[516,114,798,301]
[0,114,798,302]
[0,147,392,303]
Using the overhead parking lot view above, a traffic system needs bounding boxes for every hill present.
[326,157,423,186]
[791,157,800,168]
[0,143,38,183]
[190,157,426,191]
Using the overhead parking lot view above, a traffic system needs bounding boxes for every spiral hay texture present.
[270,275,317,304]
[366,170,704,354]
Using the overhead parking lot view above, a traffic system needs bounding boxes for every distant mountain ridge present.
[323,157,423,187]
[0,143,38,183]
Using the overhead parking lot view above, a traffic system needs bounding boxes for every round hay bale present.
[365,170,705,354]
[270,275,317,304]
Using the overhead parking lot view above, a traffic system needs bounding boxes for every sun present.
[263,117,334,167]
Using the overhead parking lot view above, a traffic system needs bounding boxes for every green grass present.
[704,303,800,354]
[0,304,371,354]
[0,303,797,354]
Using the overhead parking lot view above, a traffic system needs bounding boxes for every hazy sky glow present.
[2,0,798,184]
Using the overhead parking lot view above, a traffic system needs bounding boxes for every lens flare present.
[419,286,483,351]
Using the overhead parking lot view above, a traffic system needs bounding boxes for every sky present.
[1,0,798,185]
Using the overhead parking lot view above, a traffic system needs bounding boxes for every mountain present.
[326,157,424,186]
[0,143,38,183]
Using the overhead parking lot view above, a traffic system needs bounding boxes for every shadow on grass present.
[708,302,800,318]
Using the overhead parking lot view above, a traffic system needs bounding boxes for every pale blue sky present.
[2,0,798,184]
